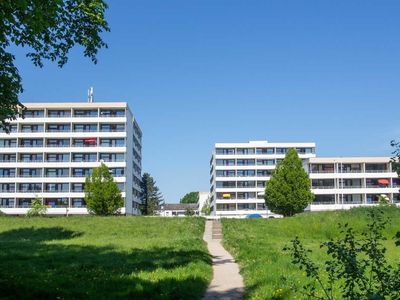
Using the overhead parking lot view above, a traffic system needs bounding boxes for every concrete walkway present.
[203,220,244,300]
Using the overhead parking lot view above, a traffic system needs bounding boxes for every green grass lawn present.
[0,216,212,299]
[222,206,400,300]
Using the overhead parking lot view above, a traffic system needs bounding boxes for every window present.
[257,159,275,166]
[72,198,86,207]
[237,192,256,199]
[100,109,125,117]
[24,110,44,118]
[45,168,69,177]
[44,198,68,207]
[0,154,16,162]
[0,139,17,147]
[100,124,125,132]
[110,168,124,177]
[257,170,273,177]
[19,153,43,162]
[216,159,235,166]
[74,109,98,117]
[99,153,125,162]
[276,148,288,154]
[20,124,43,132]
[72,153,97,162]
[257,181,266,188]
[45,183,69,192]
[47,110,71,117]
[1,124,17,133]
[71,183,85,192]
[296,147,314,154]
[19,139,43,147]
[237,170,255,177]
[237,159,255,166]
[47,139,70,147]
[216,170,236,177]
[237,181,256,188]
[100,138,125,147]
[73,124,97,132]
[0,168,16,177]
[18,183,41,192]
[236,148,255,155]
[47,124,70,132]
[46,153,69,162]
[216,148,235,155]
[256,148,275,154]
[19,168,42,177]
[72,168,92,177]
[216,181,236,188]
[72,138,97,147]
[0,183,15,192]
[0,198,15,208]
[237,203,256,210]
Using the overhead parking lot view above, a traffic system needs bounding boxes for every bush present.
[284,208,400,299]
[27,197,47,217]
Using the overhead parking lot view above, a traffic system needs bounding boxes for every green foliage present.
[265,148,314,217]
[391,140,400,175]
[185,208,196,216]
[201,200,212,216]
[180,191,199,204]
[26,196,47,217]
[0,0,109,130]
[140,173,164,215]
[284,209,400,299]
[84,163,123,215]
[0,217,212,299]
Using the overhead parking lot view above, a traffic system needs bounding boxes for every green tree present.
[201,199,212,216]
[26,196,47,217]
[265,148,314,217]
[180,191,199,204]
[0,0,109,131]
[391,140,400,175]
[140,173,164,215]
[84,163,123,215]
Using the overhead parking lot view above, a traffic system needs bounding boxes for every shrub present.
[27,197,47,217]
[284,209,400,299]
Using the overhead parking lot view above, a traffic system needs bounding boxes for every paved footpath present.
[203,220,244,300]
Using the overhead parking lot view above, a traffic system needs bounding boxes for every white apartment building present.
[209,141,400,218]
[210,141,316,217]
[309,157,399,211]
[0,101,142,215]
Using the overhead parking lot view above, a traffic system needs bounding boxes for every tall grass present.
[222,206,400,300]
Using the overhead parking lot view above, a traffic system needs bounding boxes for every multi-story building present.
[309,157,400,211]
[209,140,400,218]
[0,101,142,215]
[209,141,316,217]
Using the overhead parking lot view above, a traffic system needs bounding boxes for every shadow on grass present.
[0,227,210,299]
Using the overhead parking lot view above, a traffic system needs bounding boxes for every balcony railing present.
[312,186,335,189]
[365,170,389,173]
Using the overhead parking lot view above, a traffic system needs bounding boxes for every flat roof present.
[215,141,315,147]
[309,157,392,163]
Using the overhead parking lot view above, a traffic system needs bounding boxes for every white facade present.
[309,157,399,211]
[0,102,142,215]
[209,141,316,218]
[210,141,400,218]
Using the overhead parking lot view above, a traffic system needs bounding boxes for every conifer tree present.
[84,163,123,215]
[265,148,314,217]
[140,173,164,215]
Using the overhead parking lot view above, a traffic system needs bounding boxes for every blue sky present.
[11,1,400,203]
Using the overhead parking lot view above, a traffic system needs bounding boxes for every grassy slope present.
[0,217,212,300]
[222,207,400,300]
